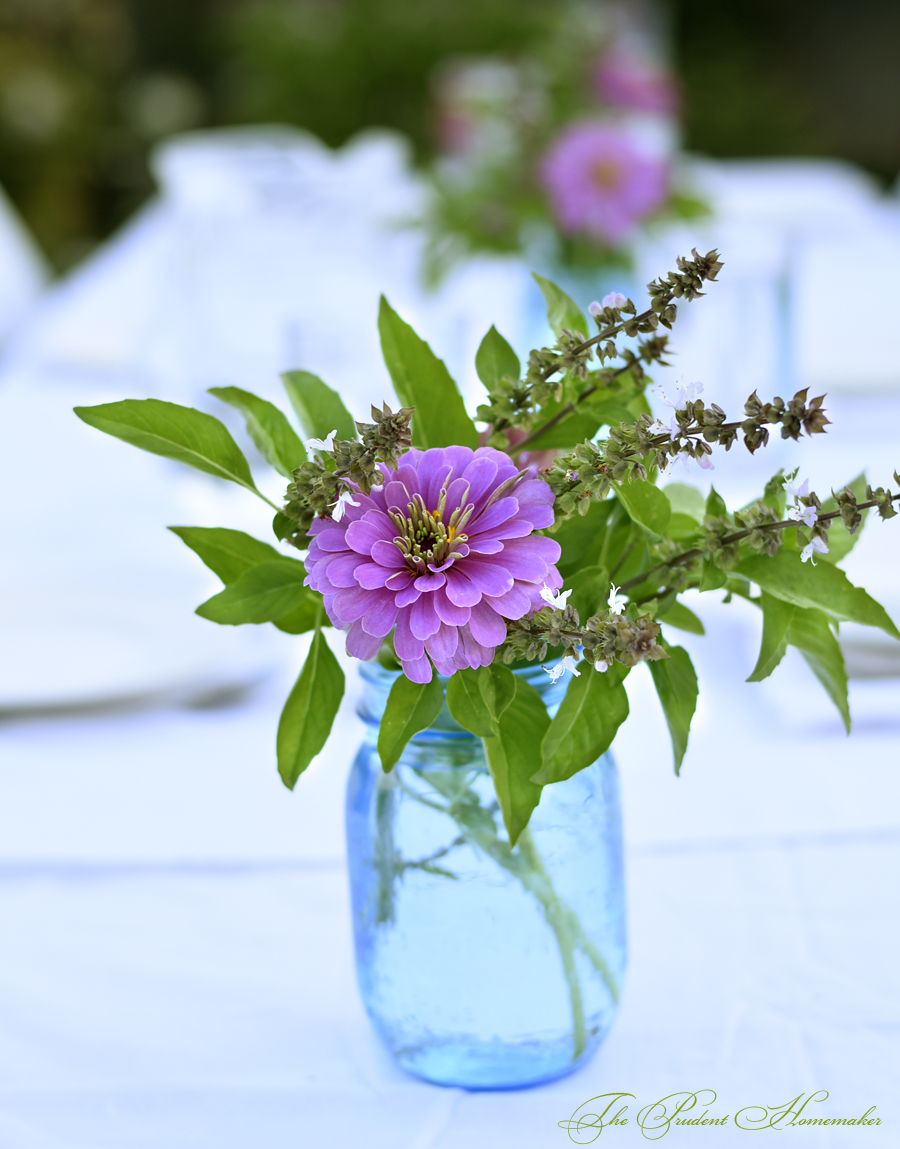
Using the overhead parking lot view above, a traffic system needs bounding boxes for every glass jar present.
[346,662,627,1090]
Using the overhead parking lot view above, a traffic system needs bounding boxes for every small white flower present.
[543,654,581,683]
[540,585,572,610]
[608,584,627,614]
[602,291,628,309]
[594,659,609,673]
[801,536,829,565]
[588,301,603,317]
[659,380,704,411]
[330,489,361,521]
[783,476,809,502]
[788,503,818,528]
[696,453,715,471]
[305,429,337,453]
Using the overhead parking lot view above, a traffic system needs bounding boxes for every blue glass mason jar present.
[346,662,626,1090]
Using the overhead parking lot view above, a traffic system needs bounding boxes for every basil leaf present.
[615,478,671,536]
[483,675,549,846]
[532,273,588,337]
[747,591,795,682]
[817,472,868,565]
[736,550,900,640]
[663,482,706,522]
[378,296,479,449]
[534,665,629,785]
[281,369,357,442]
[657,599,705,635]
[377,675,445,771]
[788,607,850,733]
[648,644,699,775]
[277,629,344,788]
[196,559,311,624]
[705,486,728,518]
[446,668,496,738]
[208,385,306,477]
[699,558,727,592]
[168,526,282,585]
[475,325,520,391]
[74,399,259,495]
[477,663,516,724]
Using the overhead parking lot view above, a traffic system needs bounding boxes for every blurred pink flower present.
[539,122,668,244]
[593,51,679,116]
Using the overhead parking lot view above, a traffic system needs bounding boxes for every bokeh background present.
[1,4,899,1146]
[3,0,899,269]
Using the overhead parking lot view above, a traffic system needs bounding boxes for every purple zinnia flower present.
[539,122,668,244]
[304,446,563,683]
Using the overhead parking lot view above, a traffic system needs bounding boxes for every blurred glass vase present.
[346,662,626,1090]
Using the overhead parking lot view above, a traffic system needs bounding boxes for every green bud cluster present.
[357,402,414,473]
[474,254,720,437]
[647,248,724,312]
[544,387,832,526]
[500,603,668,672]
[281,402,414,546]
[867,480,900,520]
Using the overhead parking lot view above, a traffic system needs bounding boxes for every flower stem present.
[395,778,620,1063]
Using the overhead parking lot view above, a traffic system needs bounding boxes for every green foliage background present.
[2,0,898,268]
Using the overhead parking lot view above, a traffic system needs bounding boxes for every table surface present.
[1,620,897,1148]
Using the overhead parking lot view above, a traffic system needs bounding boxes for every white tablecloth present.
[1,621,897,1147]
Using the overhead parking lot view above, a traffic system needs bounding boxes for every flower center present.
[591,157,621,191]
[389,490,473,572]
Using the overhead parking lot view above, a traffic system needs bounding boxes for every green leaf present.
[666,512,704,541]
[196,559,311,625]
[272,511,304,545]
[74,399,260,496]
[615,478,671,536]
[788,607,850,732]
[281,370,357,442]
[648,644,699,775]
[760,469,787,517]
[663,482,706,522]
[705,486,728,518]
[378,296,479,450]
[475,325,520,391]
[208,386,306,477]
[554,496,617,577]
[567,564,612,622]
[532,273,588,337]
[585,397,647,430]
[699,557,727,592]
[746,592,795,682]
[270,593,324,635]
[446,668,496,738]
[522,395,638,452]
[818,472,868,564]
[478,663,516,724]
[735,550,900,640]
[277,629,344,788]
[657,599,705,635]
[168,526,282,585]
[533,665,629,785]
[523,410,602,450]
[377,674,445,771]
[483,675,550,846]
